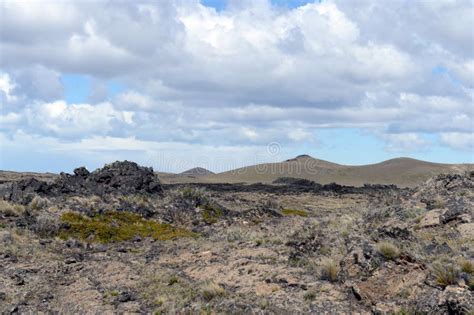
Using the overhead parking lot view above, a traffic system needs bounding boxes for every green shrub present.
[376,241,400,260]
[59,211,196,243]
[282,209,309,217]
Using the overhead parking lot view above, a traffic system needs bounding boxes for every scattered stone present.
[377,222,411,240]
[442,205,470,224]
[65,239,83,249]
[64,257,77,265]
[419,209,444,228]
[457,223,474,239]
[351,285,362,301]
[11,275,24,286]
[439,286,474,314]
[117,291,134,303]
[0,230,13,243]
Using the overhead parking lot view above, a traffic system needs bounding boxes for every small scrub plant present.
[264,199,281,211]
[28,195,49,212]
[432,198,445,209]
[0,200,25,217]
[459,259,474,275]
[431,261,460,287]
[174,186,208,206]
[139,271,197,311]
[282,209,309,217]
[201,281,225,301]
[304,288,317,301]
[34,213,60,237]
[376,241,400,260]
[168,275,179,286]
[320,258,339,282]
[59,211,196,243]
[199,202,223,224]
[468,278,474,291]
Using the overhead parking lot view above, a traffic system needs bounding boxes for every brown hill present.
[179,167,214,176]
[185,156,473,187]
[1,156,472,187]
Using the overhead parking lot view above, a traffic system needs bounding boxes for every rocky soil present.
[0,161,473,314]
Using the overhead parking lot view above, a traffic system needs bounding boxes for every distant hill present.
[1,156,472,187]
[163,155,473,187]
[179,167,214,176]
[0,170,57,184]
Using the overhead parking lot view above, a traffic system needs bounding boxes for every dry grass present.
[201,281,225,301]
[431,262,459,287]
[376,241,400,260]
[139,271,197,311]
[0,200,25,217]
[459,259,474,275]
[320,258,339,282]
[28,195,49,212]
[282,209,309,217]
[34,212,60,237]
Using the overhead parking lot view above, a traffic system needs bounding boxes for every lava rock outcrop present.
[5,161,163,202]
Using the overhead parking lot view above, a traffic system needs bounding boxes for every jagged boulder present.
[4,161,163,201]
[84,161,162,195]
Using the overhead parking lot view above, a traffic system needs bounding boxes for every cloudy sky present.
[1,0,473,173]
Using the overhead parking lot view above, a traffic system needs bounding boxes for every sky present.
[0,0,473,173]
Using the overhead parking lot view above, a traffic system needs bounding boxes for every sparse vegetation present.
[59,211,196,243]
[172,186,208,205]
[0,200,25,217]
[304,288,317,301]
[201,281,225,301]
[431,261,460,287]
[140,271,197,311]
[376,241,400,260]
[282,209,309,217]
[320,258,339,282]
[28,195,49,212]
[34,212,60,237]
[200,202,223,224]
[1,161,473,313]
[168,275,179,286]
[459,259,474,274]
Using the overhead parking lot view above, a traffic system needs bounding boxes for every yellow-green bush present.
[201,281,225,301]
[200,203,223,224]
[459,259,474,275]
[320,258,339,282]
[431,262,459,287]
[376,241,400,260]
[0,200,25,217]
[282,209,309,217]
[60,211,196,243]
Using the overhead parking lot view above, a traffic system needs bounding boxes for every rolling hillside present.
[161,155,473,187]
[1,156,472,187]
